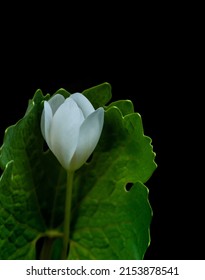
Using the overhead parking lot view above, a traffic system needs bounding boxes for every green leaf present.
[0,90,66,259]
[69,106,156,259]
[0,90,45,259]
[83,82,112,108]
[106,99,134,116]
[0,83,157,259]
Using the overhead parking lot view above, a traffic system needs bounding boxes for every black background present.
[0,5,203,260]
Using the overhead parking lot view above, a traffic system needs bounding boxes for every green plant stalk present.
[61,170,74,259]
[39,237,54,260]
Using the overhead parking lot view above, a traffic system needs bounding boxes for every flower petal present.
[49,98,84,170]
[40,101,53,147]
[69,107,104,170]
[70,93,95,118]
[48,94,65,115]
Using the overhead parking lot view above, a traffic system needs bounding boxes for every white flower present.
[41,93,104,171]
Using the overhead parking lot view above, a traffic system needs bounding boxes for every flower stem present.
[61,170,74,259]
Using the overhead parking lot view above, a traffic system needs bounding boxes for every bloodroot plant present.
[0,82,157,260]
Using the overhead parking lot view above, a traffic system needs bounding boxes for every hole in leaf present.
[125,182,133,192]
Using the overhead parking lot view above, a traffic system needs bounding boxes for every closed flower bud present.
[41,93,104,171]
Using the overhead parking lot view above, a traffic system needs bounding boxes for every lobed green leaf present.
[69,106,156,259]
